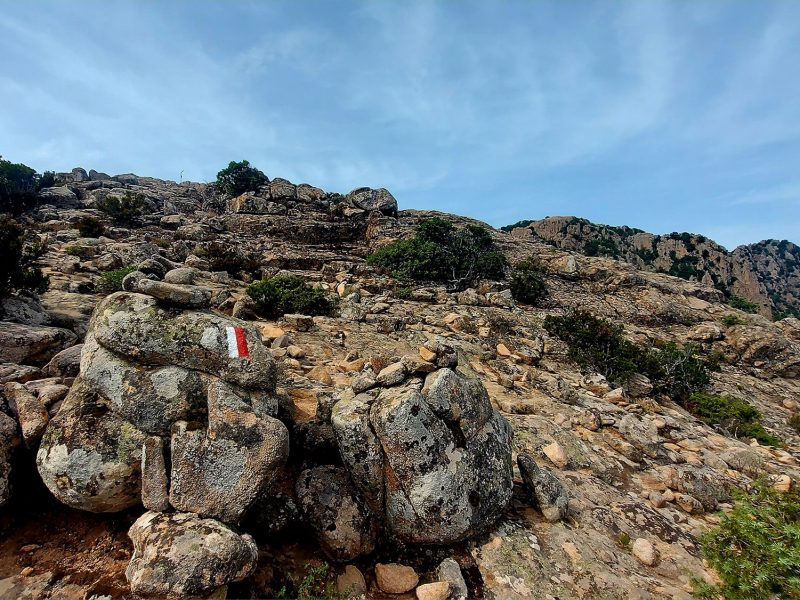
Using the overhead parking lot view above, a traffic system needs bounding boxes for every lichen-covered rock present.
[169,380,289,523]
[295,465,378,561]
[517,453,569,522]
[0,321,78,365]
[332,369,514,545]
[141,436,170,512]
[36,378,146,512]
[0,411,20,507]
[3,382,48,447]
[90,292,276,390]
[346,187,398,217]
[130,278,212,309]
[126,511,258,599]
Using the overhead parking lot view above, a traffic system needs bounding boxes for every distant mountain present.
[503,216,800,320]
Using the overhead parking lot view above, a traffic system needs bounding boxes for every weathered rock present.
[542,441,569,469]
[37,186,80,208]
[624,373,654,398]
[3,382,48,447]
[375,563,419,594]
[130,278,212,309]
[422,367,494,438]
[295,465,378,561]
[43,344,83,378]
[337,565,367,597]
[141,436,169,512]
[346,187,398,217]
[375,361,407,386]
[436,558,468,600]
[0,362,42,384]
[416,581,452,600]
[126,511,258,598]
[169,380,289,523]
[36,378,146,512]
[333,370,514,545]
[0,322,78,365]
[517,453,569,522]
[163,267,199,285]
[90,292,276,390]
[631,537,658,566]
[0,411,20,507]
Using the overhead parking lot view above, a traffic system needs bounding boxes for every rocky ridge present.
[0,167,798,598]
[508,215,800,320]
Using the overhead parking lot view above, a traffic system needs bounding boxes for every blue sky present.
[2,1,799,249]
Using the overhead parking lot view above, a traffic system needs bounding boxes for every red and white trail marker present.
[226,326,250,358]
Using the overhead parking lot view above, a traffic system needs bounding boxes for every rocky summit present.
[0,166,799,599]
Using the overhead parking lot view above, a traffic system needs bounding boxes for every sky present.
[1,1,799,250]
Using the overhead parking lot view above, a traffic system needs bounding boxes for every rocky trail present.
[1,168,799,599]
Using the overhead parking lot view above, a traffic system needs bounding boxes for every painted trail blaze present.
[225,326,250,358]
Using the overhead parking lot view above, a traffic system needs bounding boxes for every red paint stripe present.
[234,326,249,357]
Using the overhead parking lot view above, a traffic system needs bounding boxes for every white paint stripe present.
[226,326,239,358]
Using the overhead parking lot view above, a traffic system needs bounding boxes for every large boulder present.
[126,511,258,599]
[296,465,378,561]
[37,186,81,208]
[169,380,289,523]
[332,368,514,545]
[36,378,146,512]
[345,187,398,217]
[90,292,276,390]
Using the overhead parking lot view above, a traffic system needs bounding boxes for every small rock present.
[287,345,306,359]
[375,563,419,594]
[436,558,467,600]
[542,442,568,469]
[631,538,658,566]
[4,382,48,447]
[496,343,512,357]
[416,581,451,600]
[604,387,626,403]
[141,437,169,512]
[337,565,367,597]
[419,346,437,362]
[648,490,667,508]
[773,474,792,493]
[582,373,610,395]
[517,453,569,522]
[20,567,34,577]
[376,361,407,387]
[283,313,314,332]
[351,371,377,393]
[307,365,333,385]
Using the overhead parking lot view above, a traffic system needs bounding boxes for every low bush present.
[97,265,138,293]
[76,216,105,238]
[246,275,335,319]
[686,392,780,446]
[367,217,507,290]
[0,214,49,299]
[544,310,710,401]
[96,191,148,227]
[693,481,800,599]
[789,412,800,434]
[275,563,342,600]
[728,294,759,314]
[721,314,745,326]
[215,160,268,197]
[509,258,547,305]
[194,241,261,278]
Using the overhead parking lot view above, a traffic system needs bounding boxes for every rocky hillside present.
[505,216,800,320]
[0,167,799,599]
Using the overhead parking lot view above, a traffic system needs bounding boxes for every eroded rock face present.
[0,411,20,507]
[295,465,378,561]
[126,511,258,599]
[36,378,146,512]
[332,368,514,545]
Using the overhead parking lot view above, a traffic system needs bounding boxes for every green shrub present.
[276,563,343,600]
[789,413,800,434]
[544,310,710,400]
[194,242,260,278]
[96,191,148,227]
[583,238,619,258]
[686,392,780,446]
[76,216,105,238]
[509,258,547,305]
[0,157,53,214]
[721,314,745,326]
[97,265,138,293]
[367,217,507,290]
[247,275,335,319]
[693,481,800,599]
[729,294,759,314]
[500,219,534,232]
[215,160,268,197]
[0,214,49,299]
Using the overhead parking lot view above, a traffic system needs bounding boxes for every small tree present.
[0,157,46,214]
[246,275,335,319]
[76,216,105,238]
[215,160,268,197]
[96,191,148,227]
[509,258,547,305]
[0,214,49,299]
